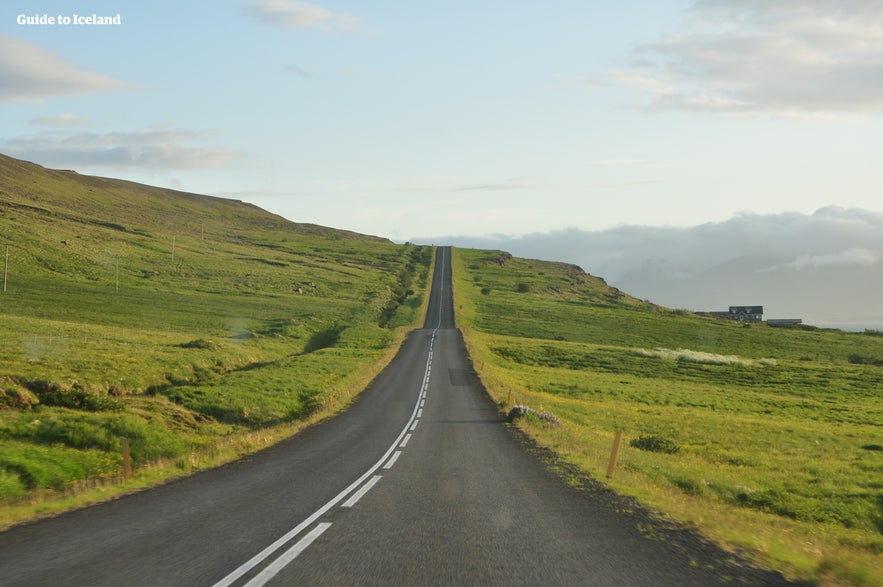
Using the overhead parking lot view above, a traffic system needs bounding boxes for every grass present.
[0,154,434,526]
[452,247,883,586]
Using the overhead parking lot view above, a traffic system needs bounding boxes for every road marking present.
[383,451,402,470]
[243,523,332,587]
[410,420,419,432]
[214,253,445,587]
[399,434,411,448]
[342,475,382,507]
[416,408,423,418]
[420,400,425,408]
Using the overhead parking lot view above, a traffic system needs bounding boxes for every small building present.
[767,318,803,326]
[729,306,764,323]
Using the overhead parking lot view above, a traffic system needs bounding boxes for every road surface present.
[0,247,791,585]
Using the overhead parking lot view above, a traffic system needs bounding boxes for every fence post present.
[120,437,132,481]
[606,431,623,478]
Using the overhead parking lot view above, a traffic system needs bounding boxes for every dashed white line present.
[383,451,402,470]
[416,408,423,418]
[342,475,382,508]
[243,523,332,587]
[410,420,419,431]
[399,434,412,448]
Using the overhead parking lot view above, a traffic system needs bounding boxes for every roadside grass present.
[453,247,883,586]
[0,155,433,526]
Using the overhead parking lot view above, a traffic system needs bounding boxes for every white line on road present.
[342,475,382,508]
[214,251,445,587]
[410,420,419,432]
[420,400,425,408]
[417,408,423,418]
[243,523,332,587]
[383,451,402,470]
[400,434,411,448]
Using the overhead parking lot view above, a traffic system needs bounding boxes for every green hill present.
[0,154,432,522]
[452,247,883,586]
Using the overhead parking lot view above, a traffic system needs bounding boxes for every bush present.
[630,435,681,454]
[516,283,531,293]
[179,339,218,350]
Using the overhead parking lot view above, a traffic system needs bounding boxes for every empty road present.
[0,247,790,585]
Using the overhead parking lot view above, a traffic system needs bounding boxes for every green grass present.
[453,247,883,586]
[0,154,433,523]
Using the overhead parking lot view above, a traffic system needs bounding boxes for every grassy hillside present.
[452,247,882,586]
[0,154,432,524]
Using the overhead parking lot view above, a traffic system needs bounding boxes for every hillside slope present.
[452,247,883,586]
[0,154,432,523]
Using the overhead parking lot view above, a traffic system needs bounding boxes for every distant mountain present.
[420,207,883,328]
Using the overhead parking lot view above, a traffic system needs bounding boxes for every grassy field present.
[0,154,433,525]
[452,247,883,586]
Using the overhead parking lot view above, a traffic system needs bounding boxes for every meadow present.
[452,247,883,586]
[0,155,432,524]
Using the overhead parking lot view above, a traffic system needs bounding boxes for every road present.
[0,247,791,585]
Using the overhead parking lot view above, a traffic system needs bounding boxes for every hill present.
[452,247,882,586]
[0,153,432,524]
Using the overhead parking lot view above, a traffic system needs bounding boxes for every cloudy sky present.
[2,2,882,324]
[3,1,882,238]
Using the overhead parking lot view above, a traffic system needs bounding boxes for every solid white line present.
[342,475,382,507]
[410,420,419,432]
[383,451,402,470]
[399,434,411,448]
[243,523,332,587]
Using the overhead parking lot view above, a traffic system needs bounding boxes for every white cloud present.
[245,1,363,33]
[3,129,245,170]
[29,112,95,126]
[613,1,883,116]
[0,35,134,102]
[777,248,880,270]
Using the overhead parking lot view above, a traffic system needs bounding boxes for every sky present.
[3,0,883,243]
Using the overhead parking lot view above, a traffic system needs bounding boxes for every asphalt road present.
[0,247,792,586]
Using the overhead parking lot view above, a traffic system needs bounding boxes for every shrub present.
[630,435,681,454]
[179,339,218,350]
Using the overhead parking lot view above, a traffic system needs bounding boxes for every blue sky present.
[2,0,883,241]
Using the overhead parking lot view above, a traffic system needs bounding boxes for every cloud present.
[775,248,880,270]
[0,35,134,102]
[612,1,883,116]
[245,1,363,33]
[418,206,883,324]
[29,112,95,126]
[3,129,245,170]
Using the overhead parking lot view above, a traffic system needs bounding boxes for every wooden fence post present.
[606,431,623,478]
[120,437,132,481]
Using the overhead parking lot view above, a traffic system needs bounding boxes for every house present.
[729,306,764,323]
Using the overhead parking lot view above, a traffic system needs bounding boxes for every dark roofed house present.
[730,306,763,323]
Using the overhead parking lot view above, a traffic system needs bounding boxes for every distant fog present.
[417,206,883,328]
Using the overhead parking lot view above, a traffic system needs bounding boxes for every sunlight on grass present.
[0,159,435,527]
[452,247,883,587]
